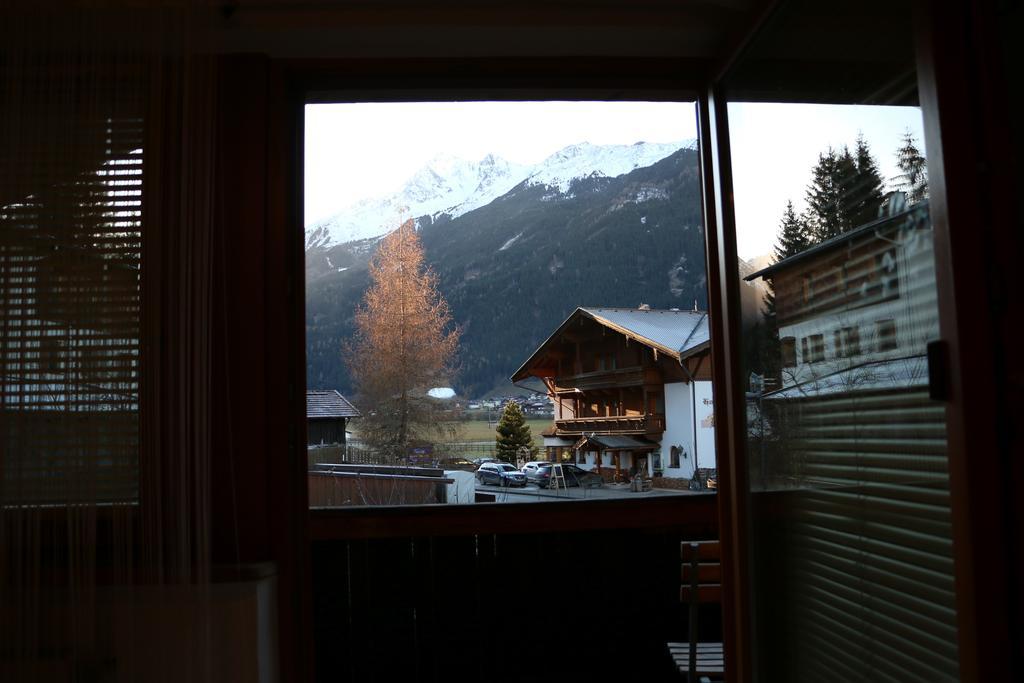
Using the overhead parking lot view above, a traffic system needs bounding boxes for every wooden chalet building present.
[512,307,715,482]
[306,390,360,447]
[745,198,936,400]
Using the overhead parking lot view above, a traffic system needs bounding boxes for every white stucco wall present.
[445,470,476,504]
[693,380,716,471]
[577,450,598,470]
[660,380,716,479]
[554,396,577,420]
[662,381,696,479]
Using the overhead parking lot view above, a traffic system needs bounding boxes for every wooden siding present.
[309,470,447,507]
[308,417,347,446]
[770,227,906,328]
[556,413,666,435]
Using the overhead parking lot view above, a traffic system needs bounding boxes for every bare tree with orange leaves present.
[346,219,461,460]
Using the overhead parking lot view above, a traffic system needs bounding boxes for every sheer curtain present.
[1,4,221,680]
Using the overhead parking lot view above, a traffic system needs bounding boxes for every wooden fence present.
[313,442,500,469]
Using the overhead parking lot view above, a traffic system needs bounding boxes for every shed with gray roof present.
[307,390,360,446]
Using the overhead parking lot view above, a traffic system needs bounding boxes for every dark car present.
[534,463,604,489]
[476,462,528,487]
[438,457,478,471]
[520,461,551,484]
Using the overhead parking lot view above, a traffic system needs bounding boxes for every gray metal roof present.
[306,390,360,419]
[744,202,929,282]
[511,306,711,382]
[580,307,710,360]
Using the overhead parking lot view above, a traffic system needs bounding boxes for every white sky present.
[304,101,697,225]
[728,102,925,259]
[305,100,925,260]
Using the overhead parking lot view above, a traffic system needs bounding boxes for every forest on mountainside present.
[306,147,709,398]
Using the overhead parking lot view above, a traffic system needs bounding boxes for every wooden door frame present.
[698,2,1021,682]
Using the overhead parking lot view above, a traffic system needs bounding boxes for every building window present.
[670,445,681,469]
[834,326,861,358]
[781,337,797,367]
[803,334,825,363]
[876,319,898,351]
[876,249,899,297]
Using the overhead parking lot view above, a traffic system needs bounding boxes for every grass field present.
[455,418,553,443]
[347,418,553,445]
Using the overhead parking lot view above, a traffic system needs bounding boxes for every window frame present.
[695,4,1019,682]
[284,63,709,535]
[269,14,1020,676]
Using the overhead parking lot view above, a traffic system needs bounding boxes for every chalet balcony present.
[556,413,666,435]
[554,366,653,390]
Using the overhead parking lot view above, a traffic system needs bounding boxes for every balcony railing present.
[554,366,650,390]
[555,413,666,435]
[311,495,718,682]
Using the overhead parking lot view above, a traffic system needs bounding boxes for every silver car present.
[521,461,552,484]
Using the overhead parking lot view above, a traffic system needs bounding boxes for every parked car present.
[471,457,500,467]
[534,463,604,489]
[438,457,478,471]
[689,467,717,491]
[520,461,551,483]
[476,462,527,487]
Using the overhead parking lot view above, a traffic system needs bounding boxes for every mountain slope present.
[305,140,689,249]
[306,146,707,397]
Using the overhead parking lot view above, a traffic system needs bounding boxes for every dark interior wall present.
[984,0,1024,673]
[209,53,311,680]
[212,54,273,566]
[193,3,1024,681]
[916,2,1024,679]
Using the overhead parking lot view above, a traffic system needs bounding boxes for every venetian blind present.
[1,6,219,679]
[750,205,960,682]
[0,117,143,504]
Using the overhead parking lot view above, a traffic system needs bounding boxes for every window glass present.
[304,101,716,506]
[780,337,797,367]
[726,0,960,679]
[1,131,142,505]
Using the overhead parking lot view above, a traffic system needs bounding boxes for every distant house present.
[306,390,360,446]
[745,199,935,399]
[512,307,715,481]
[743,200,940,489]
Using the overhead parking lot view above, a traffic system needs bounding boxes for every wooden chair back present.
[676,540,723,682]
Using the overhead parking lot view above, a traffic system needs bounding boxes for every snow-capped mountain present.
[305,140,692,249]
[307,145,709,396]
[522,140,689,194]
[305,153,529,249]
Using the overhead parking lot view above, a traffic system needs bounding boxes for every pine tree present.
[894,130,928,204]
[774,200,812,262]
[805,147,859,243]
[346,219,461,460]
[851,133,885,226]
[754,202,807,381]
[495,402,537,463]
